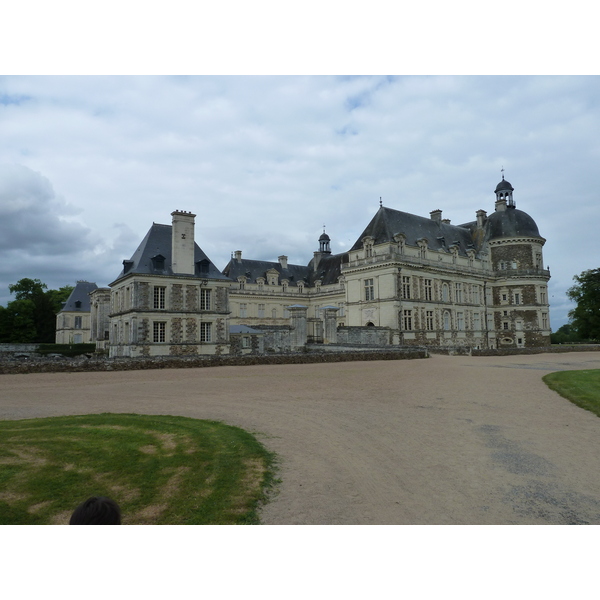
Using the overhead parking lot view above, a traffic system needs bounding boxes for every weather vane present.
[501,166,505,179]
[379,197,382,207]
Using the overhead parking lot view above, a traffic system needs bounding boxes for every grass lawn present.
[0,413,277,525]
[543,369,600,418]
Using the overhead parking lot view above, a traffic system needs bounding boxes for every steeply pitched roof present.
[112,223,230,283]
[349,206,476,256]
[223,257,312,286]
[60,281,98,312]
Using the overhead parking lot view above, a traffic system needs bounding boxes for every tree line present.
[0,278,73,344]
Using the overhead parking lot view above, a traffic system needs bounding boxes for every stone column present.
[288,304,308,350]
[321,305,339,344]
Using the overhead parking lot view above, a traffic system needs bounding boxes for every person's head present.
[69,496,121,525]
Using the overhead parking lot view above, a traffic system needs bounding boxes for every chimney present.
[278,255,288,270]
[495,198,507,212]
[171,210,196,274]
[476,209,487,228]
[234,250,242,263]
[430,209,442,224]
[442,218,451,224]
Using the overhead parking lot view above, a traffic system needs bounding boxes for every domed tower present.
[485,175,551,348]
[319,231,331,254]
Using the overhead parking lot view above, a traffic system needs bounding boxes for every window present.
[503,322,509,330]
[298,282,304,294]
[457,312,464,330]
[472,285,480,305]
[200,322,212,342]
[454,283,463,303]
[402,309,412,331]
[443,311,450,330]
[542,313,549,329]
[242,336,249,348]
[272,308,277,319]
[364,278,374,301]
[74,316,82,329]
[257,278,265,290]
[540,288,547,304]
[424,279,432,301]
[442,283,449,302]
[154,286,166,309]
[258,304,265,318]
[502,293,507,302]
[338,302,345,317]
[514,293,521,305]
[240,303,247,318]
[402,276,411,299]
[473,312,481,331]
[238,278,246,290]
[153,322,166,343]
[200,288,211,310]
[426,310,434,330]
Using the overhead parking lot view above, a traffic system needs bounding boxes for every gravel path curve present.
[1,352,600,524]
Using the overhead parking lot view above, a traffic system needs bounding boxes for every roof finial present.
[501,166,505,180]
[323,224,326,233]
[379,197,382,207]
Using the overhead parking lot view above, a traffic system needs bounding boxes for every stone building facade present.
[55,281,98,344]
[80,175,550,356]
[105,211,232,357]
[223,176,551,350]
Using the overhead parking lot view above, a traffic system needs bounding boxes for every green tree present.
[567,268,600,342]
[551,323,583,345]
[1,279,74,344]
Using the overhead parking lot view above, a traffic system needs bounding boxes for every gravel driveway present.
[1,352,600,524]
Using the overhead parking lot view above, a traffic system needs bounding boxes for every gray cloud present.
[1,76,599,328]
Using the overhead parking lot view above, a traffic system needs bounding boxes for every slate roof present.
[486,206,542,240]
[60,281,98,312]
[349,206,476,256]
[307,253,347,285]
[112,223,230,283]
[223,257,312,287]
[495,177,514,192]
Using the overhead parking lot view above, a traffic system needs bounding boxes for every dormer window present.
[74,300,82,310]
[196,259,210,274]
[282,279,289,292]
[256,277,265,290]
[363,236,375,258]
[237,276,246,290]
[151,254,166,272]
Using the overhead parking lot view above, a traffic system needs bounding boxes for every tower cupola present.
[319,230,331,254]
[495,173,515,209]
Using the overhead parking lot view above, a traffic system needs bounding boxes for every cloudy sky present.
[1,75,598,329]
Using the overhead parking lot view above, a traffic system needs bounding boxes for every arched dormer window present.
[417,238,428,260]
[256,277,265,290]
[281,279,289,292]
[393,233,406,255]
[362,236,375,258]
[297,281,305,293]
[237,276,246,290]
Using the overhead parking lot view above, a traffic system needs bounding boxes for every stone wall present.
[0,348,428,375]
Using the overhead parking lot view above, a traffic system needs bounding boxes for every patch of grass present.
[543,369,600,418]
[0,413,278,525]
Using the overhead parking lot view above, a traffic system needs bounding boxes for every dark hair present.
[69,496,122,525]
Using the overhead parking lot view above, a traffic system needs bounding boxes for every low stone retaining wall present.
[0,348,428,375]
[429,345,600,357]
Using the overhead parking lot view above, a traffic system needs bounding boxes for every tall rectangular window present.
[514,292,521,305]
[472,285,480,305]
[424,279,432,301]
[402,276,411,299]
[473,312,481,331]
[540,288,547,304]
[426,310,434,330]
[240,303,247,318]
[200,288,211,310]
[153,286,166,309]
[153,321,166,342]
[457,312,464,330]
[454,283,463,303]
[258,304,265,318]
[403,309,412,331]
[542,313,549,329]
[74,316,82,329]
[200,322,212,342]
[364,279,374,301]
